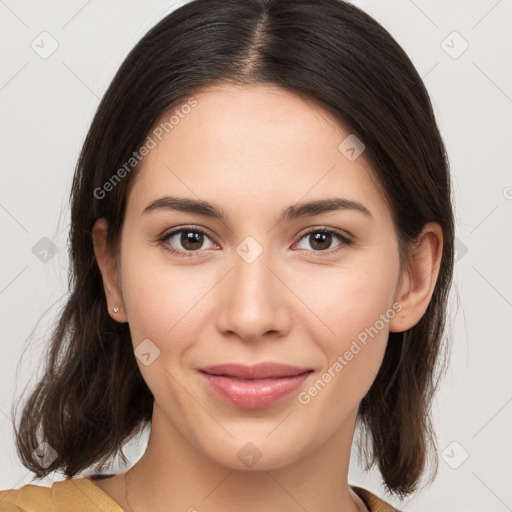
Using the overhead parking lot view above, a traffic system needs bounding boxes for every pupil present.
[311,232,331,251]
[182,231,203,250]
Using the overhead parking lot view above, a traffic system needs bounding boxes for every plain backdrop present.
[1,1,511,510]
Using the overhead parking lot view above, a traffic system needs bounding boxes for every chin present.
[198,435,311,471]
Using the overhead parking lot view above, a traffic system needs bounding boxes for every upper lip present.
[200,363,313,379]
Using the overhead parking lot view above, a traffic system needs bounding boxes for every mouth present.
[200,362,313,379]
[198,363,314,409]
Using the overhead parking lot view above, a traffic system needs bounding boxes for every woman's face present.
[114,84,406,469]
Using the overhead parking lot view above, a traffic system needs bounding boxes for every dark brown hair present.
[12,0,454,498]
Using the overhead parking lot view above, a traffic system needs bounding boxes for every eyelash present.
[157,225,354,258]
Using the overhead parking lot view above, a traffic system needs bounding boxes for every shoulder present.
[0,482,53,511]
[351,485,403,512]
[0,476,121,512]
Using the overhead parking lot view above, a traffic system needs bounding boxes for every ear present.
[92,218,128,323]
[389,222,443,333]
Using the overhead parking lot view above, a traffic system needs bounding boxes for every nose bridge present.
[217,235,286,340]
[234,241,271,298]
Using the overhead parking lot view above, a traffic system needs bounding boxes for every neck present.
[122,404,366,512]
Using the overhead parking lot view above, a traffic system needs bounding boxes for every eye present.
[158,226,218,256]
[294,227,353,254]
[157,225,353,258]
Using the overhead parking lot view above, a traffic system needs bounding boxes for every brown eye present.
[309,232,333,251]
[180,231,205,250]
[160,226,217,255]
[296,228,353,253]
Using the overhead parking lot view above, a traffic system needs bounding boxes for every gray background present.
[1,1,511,510]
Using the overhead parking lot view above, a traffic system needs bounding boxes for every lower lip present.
[200,371,311,409]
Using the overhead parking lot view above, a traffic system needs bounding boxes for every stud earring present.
[112,307,120,313]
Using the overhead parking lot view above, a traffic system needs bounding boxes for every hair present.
[12,0,454,499]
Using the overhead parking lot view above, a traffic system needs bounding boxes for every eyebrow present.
[142,195,372,221]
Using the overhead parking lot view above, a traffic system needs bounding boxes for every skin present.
[92,84,443,512]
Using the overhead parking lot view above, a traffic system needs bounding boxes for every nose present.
[215,244,291,343]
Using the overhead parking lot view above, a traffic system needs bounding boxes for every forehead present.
[126,84,389,221]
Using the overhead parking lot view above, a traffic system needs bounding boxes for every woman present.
[0,0,453,511]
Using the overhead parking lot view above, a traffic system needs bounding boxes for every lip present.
[199,363,313,409]
[200,362,312,379]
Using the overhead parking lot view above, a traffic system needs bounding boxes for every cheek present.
[295,250,400,399]
[295,275,396,426]
[298,255,399,346]
[118,247,212,403]
[119,240,218,360]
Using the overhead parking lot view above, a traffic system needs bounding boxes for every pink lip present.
[199,363,313,409]
[200,362,312,379]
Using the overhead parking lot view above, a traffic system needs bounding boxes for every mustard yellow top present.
[0,475,401,512]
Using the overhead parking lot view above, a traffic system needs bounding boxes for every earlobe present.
[92,218,128,323]
[389,222,443,333]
